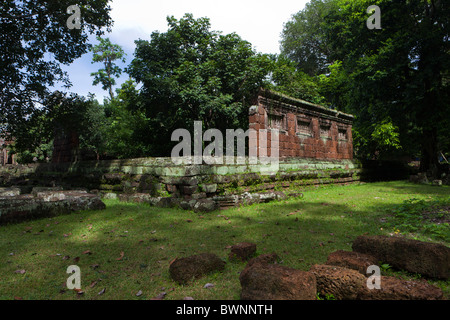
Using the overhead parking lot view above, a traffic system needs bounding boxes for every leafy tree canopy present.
[91,36,126,100]
[11,92,107,163]
[127,14,274,156]
[324,0,449,173]
[282,0,450,175]
[0,0,113,142]
[280,0,335,76]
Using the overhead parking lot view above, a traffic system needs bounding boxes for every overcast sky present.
[58,0,309,101]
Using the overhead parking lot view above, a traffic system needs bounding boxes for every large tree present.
[90,36,126,100]
[11,92,108,163]
[127,14,274,156]
[269,54,326,105]
[282,0,449,176]
[280,0,335,76]
[0,0,113,142]
[323,0,449,175]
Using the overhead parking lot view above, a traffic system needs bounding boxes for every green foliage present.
[353,118,403,160]
[269,55,326,105]
[282,0,450,169]
[127,14,274,156]
[102,80,152,159]
[387,198,450,242]
[280,0,335,76]
[16,141,54,164]
[316,292,336,300]
[0,0,113,142]
[77,96,108,160]
[47,92,109,160]
[321,0,450,169]
[91,37,127,99]
[8,107,54,163]
[11,92,109,162]
[379,263,391,272]
[371,119,402,154]
[317,60,347,110]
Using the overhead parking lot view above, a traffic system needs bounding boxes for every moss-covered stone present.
[1,157,360,212]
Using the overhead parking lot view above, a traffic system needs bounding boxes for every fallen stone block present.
[118,193,164,206]
[33,190,88,201]
[102,192,118,200]
[239,262,316,300]
[357,276,443,300]
[169,253,226,284]
[0,191,105,225]
[181,185,198,195]
[241,191,287,205]
[157,197,181,208]
[213,195,240,209]
[200,183,218,194]
[239,253,281,279]
[244,253,280,269]
[0,187,21,197]
[309,264,367,300]
[165,184,178,194]
[417,172,429,184]
[31,186,63,196]
[229,242,257,262]
[102,173,126,184]
[352,235,450,280]
[178,199,196,210]
[193,199,218,213]
[326,250,378,275]
[213,192,288,209]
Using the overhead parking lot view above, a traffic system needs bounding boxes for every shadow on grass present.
[367,180,450,196]
[1,181,448,300]
[0,201,369,299]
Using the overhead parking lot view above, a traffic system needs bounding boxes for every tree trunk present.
[419,127,440,177]
[109,86,114,100]
[417,1,443,179]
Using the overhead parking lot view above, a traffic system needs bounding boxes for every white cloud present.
[110,0,307,54]
[58,0,308,101]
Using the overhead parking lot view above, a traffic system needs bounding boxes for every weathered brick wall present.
[0,137,16,166]
[250,89,353,160]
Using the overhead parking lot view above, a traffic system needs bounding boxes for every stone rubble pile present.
[169,236,448,300]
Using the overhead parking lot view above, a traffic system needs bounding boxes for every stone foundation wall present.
[0,157,361,212]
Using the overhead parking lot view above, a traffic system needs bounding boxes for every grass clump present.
[385,197,450,242]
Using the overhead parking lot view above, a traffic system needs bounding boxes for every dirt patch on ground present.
[421,205,450,224]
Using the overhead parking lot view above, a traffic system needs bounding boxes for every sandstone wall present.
[0,157,361,212]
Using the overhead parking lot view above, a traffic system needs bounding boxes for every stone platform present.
[0,187,105,225]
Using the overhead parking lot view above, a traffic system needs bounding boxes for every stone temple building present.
[249,89,354,160]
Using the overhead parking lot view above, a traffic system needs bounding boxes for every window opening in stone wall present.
[320,125,331,138]
[268,113,286,131]
[7,153,13,164]
[297,120,312,136]
[338,128,348,140]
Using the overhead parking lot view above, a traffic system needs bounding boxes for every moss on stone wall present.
[0,158,361,204]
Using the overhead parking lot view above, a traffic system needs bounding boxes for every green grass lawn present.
[1,180,449,300]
